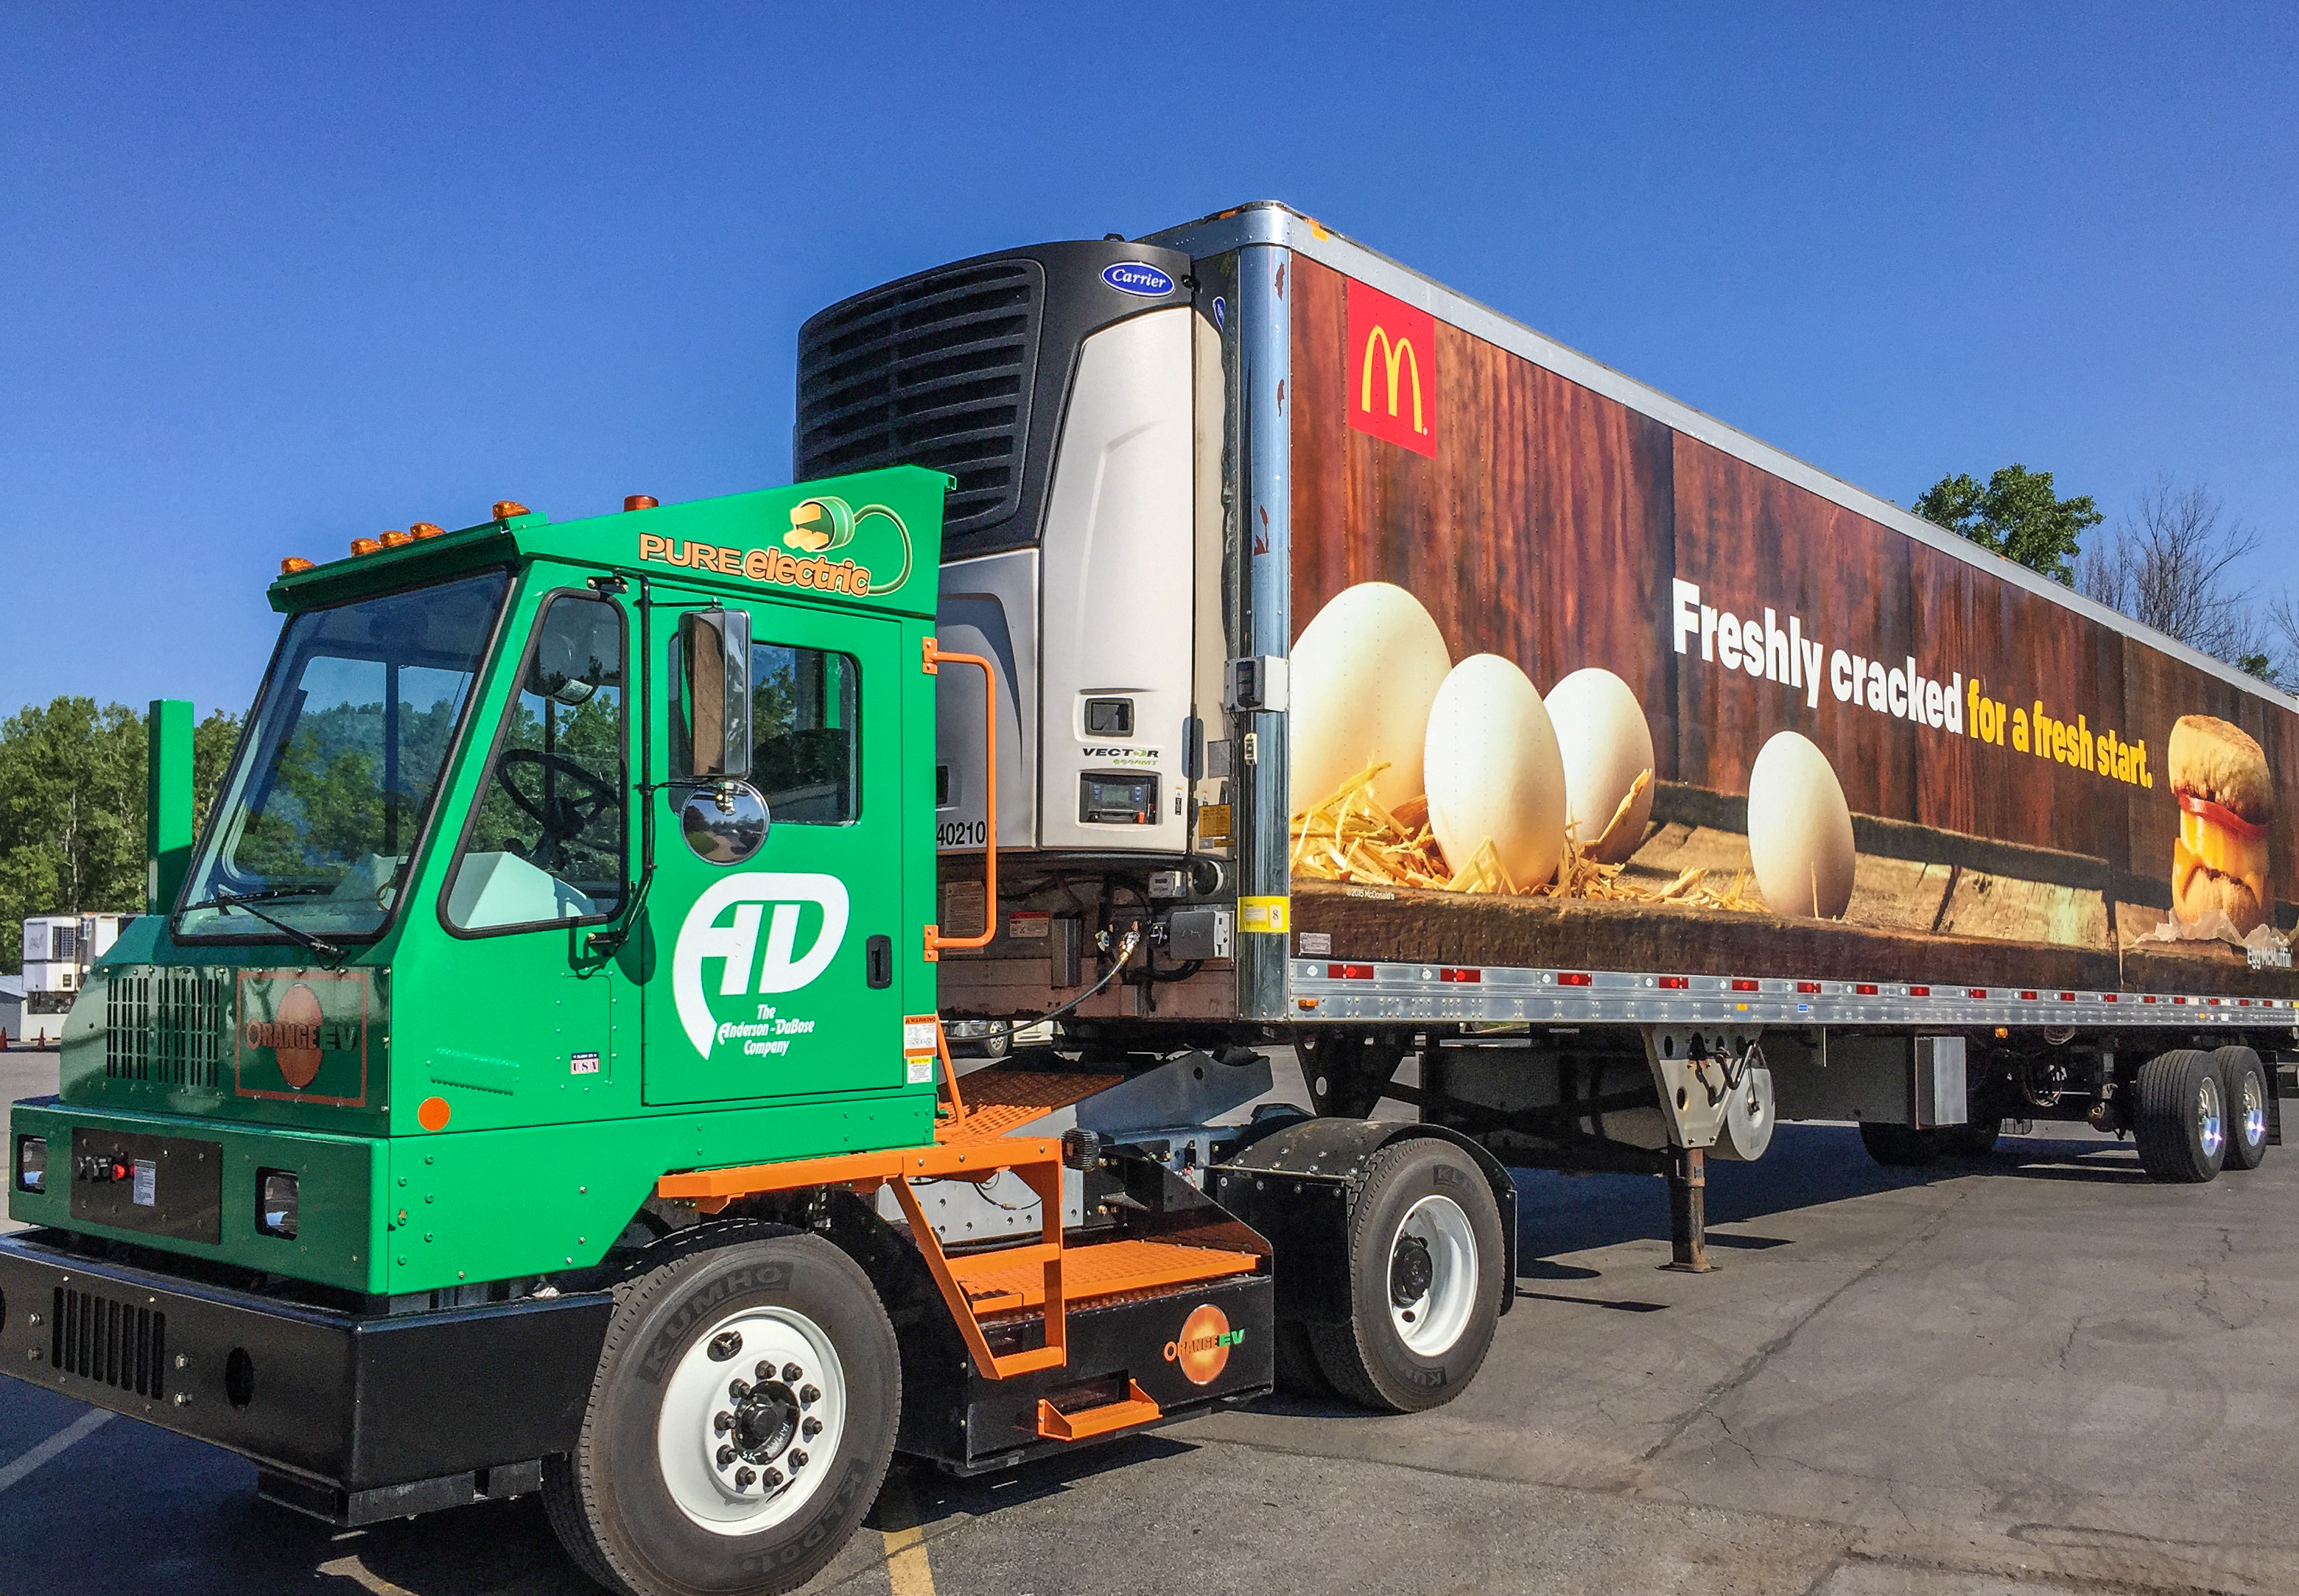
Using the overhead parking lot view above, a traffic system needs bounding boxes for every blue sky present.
[4,3,2293,721]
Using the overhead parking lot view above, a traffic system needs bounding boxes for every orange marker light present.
[410,521,446,538]
[418,1096,451,1131]
[349,537,382,557]
[624,494,659,512]
[280,556,315,574]
[379,530,413,548]
[492,501,530,521]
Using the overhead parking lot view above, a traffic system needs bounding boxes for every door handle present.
[866,935,892,989]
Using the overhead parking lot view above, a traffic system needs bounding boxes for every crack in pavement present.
[1632,1183,1977,1470]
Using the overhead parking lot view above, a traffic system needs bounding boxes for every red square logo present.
[1346,279,1438,457]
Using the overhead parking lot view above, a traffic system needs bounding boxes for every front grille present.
[796,259,1043,544]
[52,1287,168,1399]
[106,968,228,1087]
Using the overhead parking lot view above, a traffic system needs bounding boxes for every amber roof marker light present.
[624,495,658,512]
[349,536,382,557]
[280,556,315,574]
[492,501,530,521]
[411,521,446,539]
[379,530,414,549]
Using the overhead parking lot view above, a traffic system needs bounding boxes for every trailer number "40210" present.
[937,819,988,848]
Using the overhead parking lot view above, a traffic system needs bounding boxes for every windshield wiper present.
[181,890,345,965]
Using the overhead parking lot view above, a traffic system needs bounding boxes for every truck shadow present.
[1511,1122,2149,1265]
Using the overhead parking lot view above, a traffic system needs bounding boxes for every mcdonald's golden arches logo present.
[1347,278,1438,458]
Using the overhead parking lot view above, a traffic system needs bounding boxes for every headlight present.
[256,1169,299,1239]
[14,1136,46,1195]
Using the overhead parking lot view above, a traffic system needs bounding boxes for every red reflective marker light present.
[2103,993,2118,1002]
[1559,972,1593,987]
[2173,996,2188,1005]
[1730,978,1759,992]
[1909,986,1931,997]
[1657,976,1689,989]
[1968,988,1988,999]
[1796,981,1821,994]
[1327,963,1374,980]
[2141,994,2158,1004]
[2019,991,2038,1001]
[1438,967,1480,983]
[2058,992,2075,1002]
[1856,983,1880,996]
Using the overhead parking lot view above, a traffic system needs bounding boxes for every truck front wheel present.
[544,1230,900,1596]
[2133,1050,2227,1184]
[1307,1139,1503,1413]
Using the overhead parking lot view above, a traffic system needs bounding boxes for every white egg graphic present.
[1424,654,1568,890]
[1545,667,1657,864]
[1288,583,1451,812]
[1746,730,1856,918]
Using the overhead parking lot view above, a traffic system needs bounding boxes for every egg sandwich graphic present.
[2167,714,2272,936]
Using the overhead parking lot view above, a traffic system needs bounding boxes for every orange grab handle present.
[924,642,996,957]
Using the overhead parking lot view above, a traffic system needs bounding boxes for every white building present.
[17,913,134,1045]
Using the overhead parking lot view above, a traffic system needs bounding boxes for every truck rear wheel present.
[2133,1050,2227,1184]
[2215,1047,2270,1171]
[544,1229,899,1596]
[1306,1139,1503,1413]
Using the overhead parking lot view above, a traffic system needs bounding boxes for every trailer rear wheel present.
[2215,1048,2270,1171]
[1307,1139,1503,1413]
[2133,1050,2227,1184]
[543,1230,899,1596]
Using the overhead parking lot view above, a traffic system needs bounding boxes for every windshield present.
[178,572,508,942]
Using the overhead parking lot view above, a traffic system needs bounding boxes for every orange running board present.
[1037,1381,1161,1441]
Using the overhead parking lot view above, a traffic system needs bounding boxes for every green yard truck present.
[6,202,2294,1596]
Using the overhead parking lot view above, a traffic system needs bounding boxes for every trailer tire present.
[543,1229,899,1596]
[1306,1139,1503,1413]
[2215,1047,2270,1171]
[2133,1050,2227,1184]
[1857,1122,1940,1167]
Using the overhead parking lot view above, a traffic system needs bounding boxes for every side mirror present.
[678,609,751,781]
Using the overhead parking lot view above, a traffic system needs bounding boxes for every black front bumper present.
[0,1230,611,1514]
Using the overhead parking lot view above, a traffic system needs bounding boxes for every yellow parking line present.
[878,1468,936,1596]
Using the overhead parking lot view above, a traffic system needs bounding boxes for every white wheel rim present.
[656,1305,847,1535]
[1388,1195,1479,1357]
[2241,1074,2267,1150]
[2197,1074,2225,1161]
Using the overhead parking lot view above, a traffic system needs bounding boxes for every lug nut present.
[800,1385,820,1405]
[717,1445,737,1468]
[714,1411,733,1433]
[763,1467,785,1488]
[734,1466,755,1490]
[755,1360,773,1383]
[782,1363,803,1382]
[789,1449,808,1469]
[729,1378,751,1400]
[801,1417,822,1440]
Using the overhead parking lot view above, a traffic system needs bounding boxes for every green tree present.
[0,698,242,974]
[1913,464,2102,585]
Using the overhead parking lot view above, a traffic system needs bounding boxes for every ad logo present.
[1346,278,1438,458]
[1102,261,1176,298]
[673,875,850,1058]
[1163,1302,1244,1385]
[234,969,371,1106]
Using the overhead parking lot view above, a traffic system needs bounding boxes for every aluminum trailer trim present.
[1289,960,2299,1031]
[1145,202,2299,714]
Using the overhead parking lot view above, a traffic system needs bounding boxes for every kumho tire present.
[2215,1047,2270,1172]
[2133,1050,2228,1185]
[1306,1139,1503,1414]
[543,1230,899,1596]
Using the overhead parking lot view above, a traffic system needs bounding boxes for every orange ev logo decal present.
[1164,1302,1245,1385]
[1347,279,1438,458]
[244,980,326,1089]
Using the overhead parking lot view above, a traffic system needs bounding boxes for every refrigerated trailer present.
[2,201,2293,1596]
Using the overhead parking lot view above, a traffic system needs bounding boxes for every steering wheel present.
[496,750,619,871]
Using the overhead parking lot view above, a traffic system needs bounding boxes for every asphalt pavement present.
[2,1047,2296,1595]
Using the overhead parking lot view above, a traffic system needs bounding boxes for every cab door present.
[641,590,905,1106]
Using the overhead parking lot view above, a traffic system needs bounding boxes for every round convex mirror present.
[680,782,769,865]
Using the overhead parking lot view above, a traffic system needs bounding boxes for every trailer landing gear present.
[1662,1146,1712,1273]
